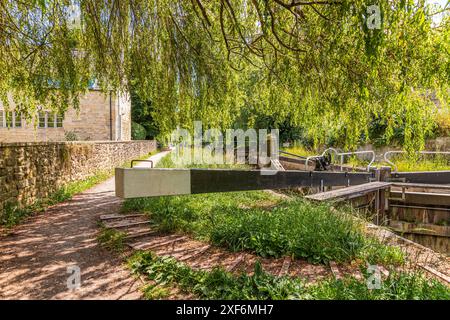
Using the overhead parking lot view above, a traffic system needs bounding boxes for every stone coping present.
[0,140,155,148]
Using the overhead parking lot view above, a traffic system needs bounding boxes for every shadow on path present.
[0,152,170,300]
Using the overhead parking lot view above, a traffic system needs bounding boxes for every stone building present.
[0,90,131,142]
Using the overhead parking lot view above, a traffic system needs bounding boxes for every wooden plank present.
[116,168,191,198]
[131,235,188,250]
[104,220,150,229]
[389,191,450,206]
[391,171,450,185]
[305,182,391,201]
[418,264,450,284]
[278,257,291,277]
[389,221,450,237]
[100,213,146,220]
[179,245,211,262]
[226,254,245,272]
[390,204,450,212]
[329,261,342,280]
[392,183,450,190]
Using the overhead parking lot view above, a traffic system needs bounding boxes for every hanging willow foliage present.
[0,0,449,150]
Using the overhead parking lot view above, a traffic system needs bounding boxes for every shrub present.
[434,109,450,137]
[97,227,126,253]
[132,122,147,140]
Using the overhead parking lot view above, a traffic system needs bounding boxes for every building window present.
[5,112,13,128]
[38,112,46,128]
[56,114,64,127]
[47,113,55,128]
[0,111,22,128]
[38,111,63,128]
[14,112,22,128]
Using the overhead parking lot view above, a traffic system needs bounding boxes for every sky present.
[426,0,448,6]
[426,0,449,24]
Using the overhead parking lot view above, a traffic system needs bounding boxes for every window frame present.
[47,113,55,128]
[56,114,64,128]
[38,111,47,128]
[13,111,22,128]
[0,111,23,128]
[37,111,63,129]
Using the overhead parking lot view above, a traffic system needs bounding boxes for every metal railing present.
[131,159,154,168]
[337,151,376,172]
[305,148,375,172]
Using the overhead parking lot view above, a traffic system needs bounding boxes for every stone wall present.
[0,140,156,211]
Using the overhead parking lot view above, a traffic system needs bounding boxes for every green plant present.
[128,251,449,300]
[132,122,147,140]
[64,131,78,141]
[129,252,305,300]
[142,283,171,300]
[1,202,33,227]
[97,226,126,253]
[434,109,450,137]
[306,272,450,300]
[124,192,401,265]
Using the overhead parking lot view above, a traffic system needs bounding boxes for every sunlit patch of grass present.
[392,157,450,172]
[142,283,171,300]
[124,194,402,265]
[97,225,126,253]
[282,145,316,157]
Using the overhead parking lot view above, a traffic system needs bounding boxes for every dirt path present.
[0,151,169,300]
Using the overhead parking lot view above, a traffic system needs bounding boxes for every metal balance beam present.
[115,168,374,198]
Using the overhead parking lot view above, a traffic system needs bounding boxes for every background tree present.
[0,0,448,151]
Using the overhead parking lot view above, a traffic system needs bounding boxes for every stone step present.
[105,220,150,229]
[278,256,291,277]
[130,235,187,251]
[124,229,159,240]
[226,254,245,272]
[100,213,147,221]
[178,245,212,262]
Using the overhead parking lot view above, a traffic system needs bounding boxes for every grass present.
[1,150,159,228]
[282,145,316,157]
[129,251,449,300]
[97,225,126,253]
[124,152,403,265]
[389,156,450,172]
[124,194,402,265]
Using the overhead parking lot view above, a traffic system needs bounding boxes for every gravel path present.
[0,151,169,300]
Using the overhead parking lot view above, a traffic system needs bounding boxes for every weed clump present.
[129,251,449,300]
